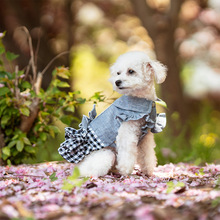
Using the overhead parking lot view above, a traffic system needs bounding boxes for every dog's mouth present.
[117,86,130,90]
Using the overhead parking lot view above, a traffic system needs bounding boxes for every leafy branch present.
[0,29,86,165]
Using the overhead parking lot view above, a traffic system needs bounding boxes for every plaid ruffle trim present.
[58,126,105,164]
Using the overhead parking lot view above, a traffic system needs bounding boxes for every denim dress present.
[58,95,166,163]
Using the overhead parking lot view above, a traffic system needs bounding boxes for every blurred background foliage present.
[0,0,220,165]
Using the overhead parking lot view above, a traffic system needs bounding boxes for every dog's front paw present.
[116,164,133,176]
[141,168,154,176]
[140,163,156,176]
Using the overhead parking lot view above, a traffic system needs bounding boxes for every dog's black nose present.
[115,80,122,87]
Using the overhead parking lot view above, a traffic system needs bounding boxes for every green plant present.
[215,176,220,189]
[0,29,86,165]
[49,172,58,182]
[155,102,220,165]
[212,197,220,208]
[62,166,89,192]
[166,181,185,194]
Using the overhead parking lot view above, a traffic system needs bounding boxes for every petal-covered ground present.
[0,162,220,220]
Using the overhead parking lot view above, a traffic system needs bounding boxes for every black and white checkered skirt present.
[58,126,105,163]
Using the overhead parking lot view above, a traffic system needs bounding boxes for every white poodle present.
[58,51,167,177]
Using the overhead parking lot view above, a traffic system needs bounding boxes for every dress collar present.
[113,95,154,113]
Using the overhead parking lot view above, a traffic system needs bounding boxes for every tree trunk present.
[19,98,40,133]
[153,22,187,122]
[130,0,187,134]
[0,0,70,89]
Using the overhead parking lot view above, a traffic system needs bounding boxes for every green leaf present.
[55,67,71,79]
[11,148,19,157]
[0,105,7,116]
[24,146,35,154]
[1,115,10,126]
[176,182,185,187]
[48,125,60,134]
[49,172,58,182]
[199,168,205,175]
[216,176,220,187]
[48,129,55,138]
[48,125,60,138]
[5,129,13,136]
[166,181,185,193]
[52,69,57,77]
[0,71,12,79]
[65,105,75,113]
[75,178,89,187]
[62,180,75,192]
[212,197,220,208]
[0,87,10,96]
[0,46,5,55]
[39,132,47,142]
[61,167,89,192]
[12,134,19,140]
[21,81,31,89]
[194,158,202,166]
[8,107,19,116]
[69,91,81,96]
[57,81,70,88]
[76,98,86,104]
[7,140,17,148]
[16,140,24,152]
[6,51,19,61]
[23,137,31,145]
[24,101,32,106]
[90,91,105,103]
[62,178,88,192]
[2,146,11,156]
[20,107,30,116]
[41,112,50,117]
[51,79,60,87]
[60,115,72,126]
[2,153,9,160]
[195,168,205,176]
[45,98,57,105]
[34,124,41,132]
[7,159,11,166]
[156,99,168,109]
[67,167,80,181]
[166,181,174,187]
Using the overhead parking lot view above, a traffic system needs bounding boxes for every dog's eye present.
[117,72,121,75]
[128,69,135,74]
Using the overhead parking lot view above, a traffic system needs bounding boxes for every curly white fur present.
[78,51,167,177]
[79,149,115,177]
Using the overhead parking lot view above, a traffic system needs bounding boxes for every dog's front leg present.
[137,131,157,176]
[116,121,140,176]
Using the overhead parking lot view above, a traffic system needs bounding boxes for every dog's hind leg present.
[137,131,157,176]
[77,148,115,177]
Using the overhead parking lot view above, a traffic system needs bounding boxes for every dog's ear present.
[109,64,115,75]
[148,61,167,84]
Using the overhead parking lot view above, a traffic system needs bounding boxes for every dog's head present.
[109,51,167,97]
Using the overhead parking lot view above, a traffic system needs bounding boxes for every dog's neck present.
[130,85,157,101]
